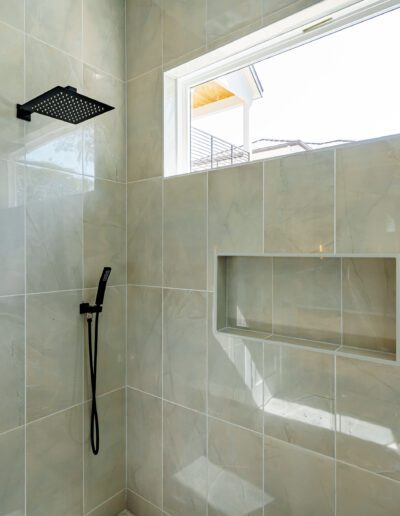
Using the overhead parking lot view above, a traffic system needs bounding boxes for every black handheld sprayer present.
[80,267,112,455]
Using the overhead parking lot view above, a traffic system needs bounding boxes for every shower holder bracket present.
[80,303,102,315]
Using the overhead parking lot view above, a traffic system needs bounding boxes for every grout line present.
[262,161,265,252]
[23,1,27,511]
[161,171,165,513]
[205,291,209,515]
[333,149,337,254]
[334,354,337,516]
[262,340,265,516]
[85,488,126,515]
[126,174,163,185]
[126,488,163,512]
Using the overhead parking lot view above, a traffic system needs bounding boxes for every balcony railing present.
[190,127,250,172]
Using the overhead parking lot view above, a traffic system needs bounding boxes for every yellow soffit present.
[192,80,235,109]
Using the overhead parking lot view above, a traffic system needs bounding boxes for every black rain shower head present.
[17,85,114,124]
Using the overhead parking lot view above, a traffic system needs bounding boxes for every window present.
[164,0,400,176]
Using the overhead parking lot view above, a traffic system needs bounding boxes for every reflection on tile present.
[127,68,163,181]
[27,405,83,516]
[84,286,126,398]
[264,436,335,516]
[83,0,125,80]
[336,136,400,253]
[83,66,126,182]
[0,0,24,29]
[27,290,83,421]
[0,427,25,516]
[262,0,320,26]
[264,150,334,253]
[264,344,335,457]
[163,0,206,65]
[164,173,207,289]
[273,257,341,344]
[208,417,264,516]
[208,163,263,289]
[127,389,162,508]
[336,357,400,480]
[0,295,24,433]
[126,0,162,80]
[127,286,162,396]
[163,401,207,516]
[226,256,272,332]
[127,178,162,286]
[127,490,162,516]
[26,0,82,57]
[83,178,126,288]
[25,166,83,293]
[337,461,400,516]
[0,161,24,296]
[163,289,207,412]
[88,490,126,516]
[85,389,125,512]
[342,258,396,353]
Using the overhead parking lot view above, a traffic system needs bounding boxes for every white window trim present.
[164,0,399,177]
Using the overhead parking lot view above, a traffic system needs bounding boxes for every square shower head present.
[17,85,114,124]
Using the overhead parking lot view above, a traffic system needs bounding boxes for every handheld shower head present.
[95,267,112,307]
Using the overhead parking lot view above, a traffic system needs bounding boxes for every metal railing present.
[190,126,250,172]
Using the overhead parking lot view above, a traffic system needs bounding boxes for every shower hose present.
[86,312,100,455]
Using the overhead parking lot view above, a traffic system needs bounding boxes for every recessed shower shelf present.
[214,253,400,364]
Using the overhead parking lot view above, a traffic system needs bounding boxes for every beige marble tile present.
[342,258,396,354]
[163,0,206,65]
[127,490,162,516]
[127,286,162,396]
[208,417,264,516]
[127,68,163,181]
[208,163,263,290]
[127,388,162,509]
[163,289,207,412]
[27,405,83,516]
[336,357,400,480]
[273,257,341,344]
[226,256,272,332]
[26,0,82,58]
[262,0,321,26]
[126,0,162,80]
[83,65,126,182]
[26,290,83,422]
[83,178,126,288]
[0,295,24,433]
[85,389,126,512]
[163,401,207,516]
[336,136,400,253]
[0,427,25,516]
[0,161,25,296]
[0,0,24,29]
[264,150,334,253]
[164,173,207,290]
[127,178,162,286]
[25,166,83,293]
[264,436,335,516]
[337,461,400,516]
[88,491,126,516]
[83,0,125,80]
[264,343,335,457]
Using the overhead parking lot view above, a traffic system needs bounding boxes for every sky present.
[192,7,400,147]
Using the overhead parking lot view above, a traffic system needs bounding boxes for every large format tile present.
[25,166,83,293]
[127,68,163,181]
[337,461,400,516]
[26,290,83,421]
[127,389,162,509]
[336,136,400,253]
[264,344,335,457]
[0,295,24,433]
[0,0,24,29]
[264,150,334,253]
[264,436,335,516]
[342,258,396,353]
[0,427,25,516]
[127,490,162,516]
[273,257,341,344]
[26,0,82,58]
[208,417,264,516]
[208,163,263,290]
[163,289,207,412]
[27,405,83,516]
[164,173,207,289]
[84,389,125,512]
[262,0,321,26]
[83,0,125,80]
[83,65,126,182]
[127,286,162,396]
[126,0,163,80]
[0,161,24,296]
[163,402,207,516]
[83,178,126,288]
[336,357,400,480]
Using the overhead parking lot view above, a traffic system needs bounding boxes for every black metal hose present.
[87,312,100,455]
